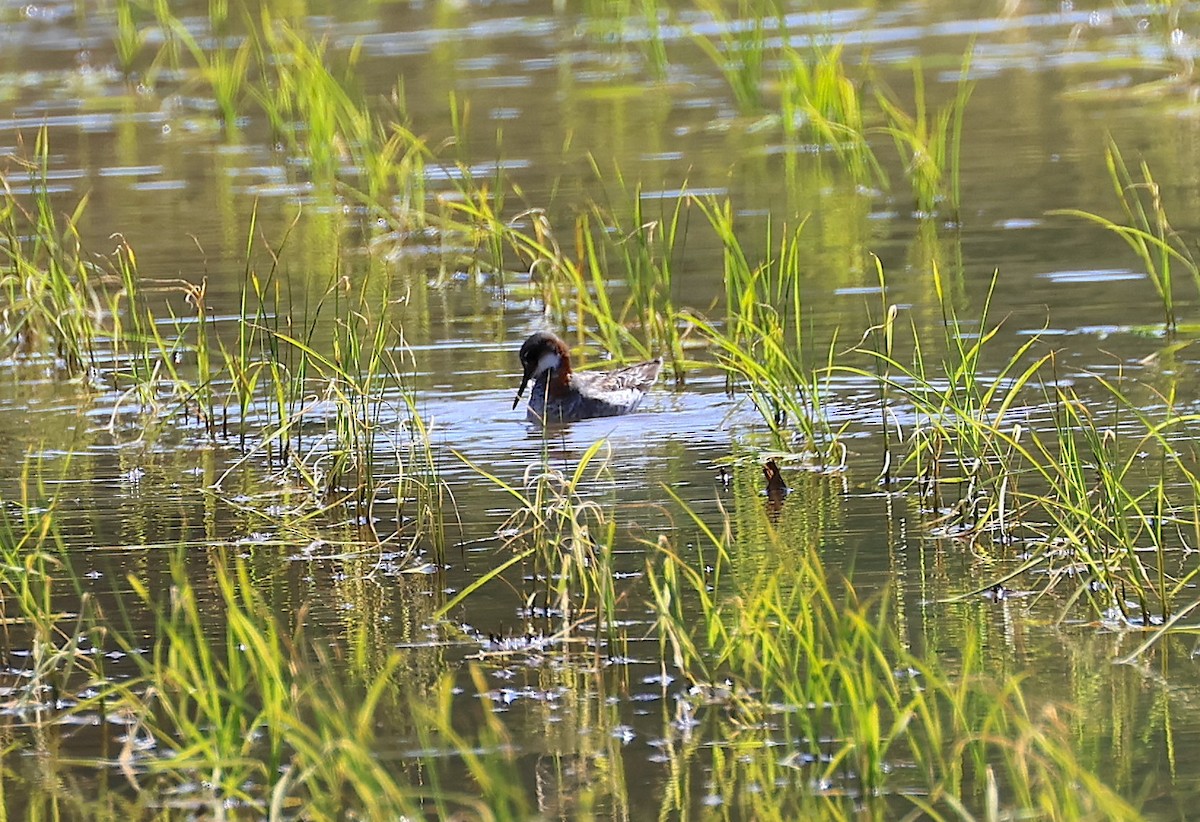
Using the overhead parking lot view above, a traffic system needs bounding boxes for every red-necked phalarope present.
[512,331,663,423]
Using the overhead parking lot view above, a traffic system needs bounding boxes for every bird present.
[511,331,663,423]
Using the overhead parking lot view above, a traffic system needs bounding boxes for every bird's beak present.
[512,370,531,409]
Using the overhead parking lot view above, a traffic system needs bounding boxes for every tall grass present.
[647,484,1143,818]
[686,195,845,464]
[874,49,975,220]
[1051,138,1199,334]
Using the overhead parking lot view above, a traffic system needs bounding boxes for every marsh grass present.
[0,463,519,818]
[685,195,1200,628]
[1050,139,1199,334]
[0,127,452,561]
[454,441,623,646]
[113,0,149,79]
[10,2,1198,814]
[647,486,1142,818]
[67,546,526,818]
[151,5,254,134]
[444,190,689,379]
[780,43,882,185]
[205,254,453,559]
[0,457,100,717]
[691,0,775,114]
[687,196,846,464]
[873,50,974,220]
[831,262,1200,628]
[586,167,691,382]
[127,3,432,208]
[0,459,505,817]
[0,132,112,375]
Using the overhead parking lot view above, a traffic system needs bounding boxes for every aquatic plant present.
[0,131,111,375]
[780,43,881,185]
[1051,139,1199,334]
[123,3,432,208]
[453,440,623,646]
[685,195,846,464]
[647,485,1143,819]
[443,189,687,380]
[835,260,1200,629]
[873,49,974,220]
[690,0,775,114]
[113,0,150,79]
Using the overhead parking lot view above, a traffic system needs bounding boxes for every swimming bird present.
[512,331,663,423]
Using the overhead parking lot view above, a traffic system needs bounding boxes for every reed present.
[646,485,1142,818]
[1050,139,1198,334]
[873,49,974,220]
[687,195,845,464]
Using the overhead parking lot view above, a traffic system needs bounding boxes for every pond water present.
[2,0,1200,818]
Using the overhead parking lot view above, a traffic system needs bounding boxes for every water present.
[1,0,1198,817]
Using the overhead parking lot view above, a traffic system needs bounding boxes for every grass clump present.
[647,486,1142,819]
[452,441,623,647]
[85,549,526,818]
[0,132,112,376]
[873,50,974,221]
[686,196,846,466]
[1051,138,1200,334]
[780,43,881,185]
[838,262,1200,630]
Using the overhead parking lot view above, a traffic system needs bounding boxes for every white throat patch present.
[534,350,561,377]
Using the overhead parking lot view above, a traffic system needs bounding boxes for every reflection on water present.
[0,0,1198,816]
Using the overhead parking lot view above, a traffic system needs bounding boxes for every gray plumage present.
[512,331,662,423]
